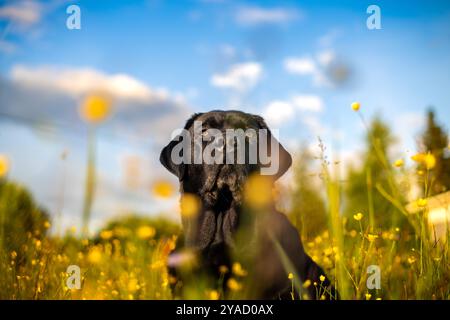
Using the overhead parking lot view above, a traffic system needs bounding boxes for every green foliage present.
[289,146,327,239]
[97,214,181,241]
[418,108,450,195]
[344,117,409,230]
[0,180,49,262]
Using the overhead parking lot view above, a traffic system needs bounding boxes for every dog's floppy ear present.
[252,114,292,180]
[159,113,203,180]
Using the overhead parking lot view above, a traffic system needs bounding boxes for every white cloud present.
[10,65,169,103]
[292,95,324,112]
[284,57,316,75]
[317,50,335,66]
[0,1,42,27]
[262,100,295,127]
[302,115,326,136]
[211,62,263,92]
[283,50,350,88]
[1,64,192,145]
[235,6,300,26]
[262,94,324,127]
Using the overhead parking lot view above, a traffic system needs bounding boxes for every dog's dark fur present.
[160,110,335,299]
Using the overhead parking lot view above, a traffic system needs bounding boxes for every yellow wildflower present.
[351,102,360,111]
[365,293,372,300]
[87,247,103,264]
[227,278,242,291]
[303,280,311,288]
[180,193,201,217]
[353,212,363,221]
[79,94,112,124]
[219,265,229,274]
[152,180,175,198]
[0,154,10,177]
[407,256,416,264]
[232,262,248,277]
[411,153,436,169]
[393,159,404,168]
[319,275,326,282]
[417,198,427,208]
[288,273,294,280]
[207,290,220,300]
[243,174,273,208]
[137,226,156,240]
[100,230,113,240]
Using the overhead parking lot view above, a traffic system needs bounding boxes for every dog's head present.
[160,110,292,251]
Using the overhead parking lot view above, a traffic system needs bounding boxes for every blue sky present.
[1,0,449,233]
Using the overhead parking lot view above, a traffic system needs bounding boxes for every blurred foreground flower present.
[79,94,112,124]
[0,154,10,177]
[87,247,103,264]
[79,94,113,236]
[411,153,436,170]
[244,174,272,208]
[100,230,113,240]
[416,198,428,208]
[180,193,201,217]
[137,225,156,239]
[227,278,242,291]
[353,212,363,221]
[232,262,248,277]
[206,290,220,300]
[153,180,175,198]
[393,159,404,168]
[351,102,360,111]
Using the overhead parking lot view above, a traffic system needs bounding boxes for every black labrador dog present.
[160,110,335,299]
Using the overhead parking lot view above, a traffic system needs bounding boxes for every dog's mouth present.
[201,164,249,210]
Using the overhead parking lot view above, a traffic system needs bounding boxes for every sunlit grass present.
[0,102,449,300]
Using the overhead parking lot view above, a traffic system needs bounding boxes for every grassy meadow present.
[0,104,449,300]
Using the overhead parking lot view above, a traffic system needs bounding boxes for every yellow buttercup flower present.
[319,275,326,282]
[393,159,404,168]
[232,262,248,277]
[100,230,113,240]
[219,265,229,274]
[365,293,372,300]
[137,225,156,240]
[411,153,436,170]
[180,193,201,217]
[152,180,175,198]
[351,102,361,111]
[227,278,242,291]
[303,279,311,288]
[0,154,10,177]
[79,94,112,124]
[288,273,294,280]
[424,153,436,169]
[417,198,427,208]
[244,174,273,208]
[207,290,220,300]
[367,234,378,242]
[87,247,103,264]
[353,212,363,221]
